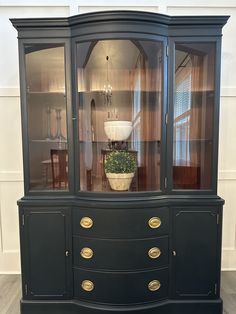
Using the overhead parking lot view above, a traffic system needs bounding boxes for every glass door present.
[76,39,164,192]
[173,42,215,189]
[25,44,68,191]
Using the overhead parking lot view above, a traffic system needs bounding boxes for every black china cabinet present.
[11,11,229,314]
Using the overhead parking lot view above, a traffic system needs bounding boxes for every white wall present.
[0,0,235,273]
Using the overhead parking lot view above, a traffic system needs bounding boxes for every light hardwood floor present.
[0,272,235,314]
[0,275,21,314]
[221,272,236,314]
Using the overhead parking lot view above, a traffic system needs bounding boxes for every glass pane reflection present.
[25,44,68,190]
[173,43,215,189]
[77,39,163,192]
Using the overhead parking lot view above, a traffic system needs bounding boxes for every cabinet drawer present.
[73,236,168,271]
[73,207,169,239]
[74,268,168,304]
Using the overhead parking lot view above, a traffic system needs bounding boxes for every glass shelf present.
[27,91,65,94]
[31,139,67,143]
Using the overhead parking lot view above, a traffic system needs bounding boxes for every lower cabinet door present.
[21,208,71,299]
[74,268,169,304]
[172,207,220,299]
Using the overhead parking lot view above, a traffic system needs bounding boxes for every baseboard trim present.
[221,268,236,271]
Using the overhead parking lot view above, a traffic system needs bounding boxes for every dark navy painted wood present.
[74,268,169,304]
[21,208,72,299]
[11,11,229,39]
[172,207,219,299]
[73,207,169,239]
[20,298,223,314]
[73,236,169,271]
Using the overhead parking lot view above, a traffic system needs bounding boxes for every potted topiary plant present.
[104,150,137,191]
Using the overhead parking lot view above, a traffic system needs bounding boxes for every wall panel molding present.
[0,88,20,97]
[218,170,236,181]
[221,87,236,97]
[0,0,158,7]
[167,5,236,10]
[78,6,159,14]
[0,0,69,6]
[0,172,23,182]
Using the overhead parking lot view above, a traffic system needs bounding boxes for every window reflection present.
[173,43,215,189]
[174,56,192,166]
[132,55,142,166]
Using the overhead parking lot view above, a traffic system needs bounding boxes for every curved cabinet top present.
[11,10,229,39]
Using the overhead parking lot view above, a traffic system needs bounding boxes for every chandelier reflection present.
[102,56,113,117]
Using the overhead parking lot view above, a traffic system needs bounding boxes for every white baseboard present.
[222,249,236,270]
[221,268,236,271]
[0,251,20,273]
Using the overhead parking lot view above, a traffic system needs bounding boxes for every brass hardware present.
[148,247,161,259]
[65,250,69,257]
[81,280,94,291]
[148,217,161,229]
[80,217,93,229]
[173,250,177,256]
[80,247,93,259]
[148,280,161,291]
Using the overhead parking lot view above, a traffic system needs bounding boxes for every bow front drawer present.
[73,236,169,270]
[73,207,169,239]
[74,268,169,304]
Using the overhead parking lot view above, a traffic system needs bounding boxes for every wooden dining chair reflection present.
[50,149,68,189]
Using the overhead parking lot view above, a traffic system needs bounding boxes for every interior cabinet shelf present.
[27,91,65,94]
[31,139,67,143]
[173,139,213,142]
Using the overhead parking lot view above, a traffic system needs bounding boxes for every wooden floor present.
[0,272,235,314]
[221,272,236,314]
[0,274,21,314]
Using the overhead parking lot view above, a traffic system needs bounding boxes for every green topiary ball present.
[105,150,137,174]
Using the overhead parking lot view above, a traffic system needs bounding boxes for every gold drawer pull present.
[80,217,93,229]
[81,280,94,291]
[148,280,161,291]
[80,247,93,259]
[148,247,161,259]
[148,217,162,229]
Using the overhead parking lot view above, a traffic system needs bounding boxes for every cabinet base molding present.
[21,299,223,314]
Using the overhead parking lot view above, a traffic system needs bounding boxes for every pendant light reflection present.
[102,56,116,119]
